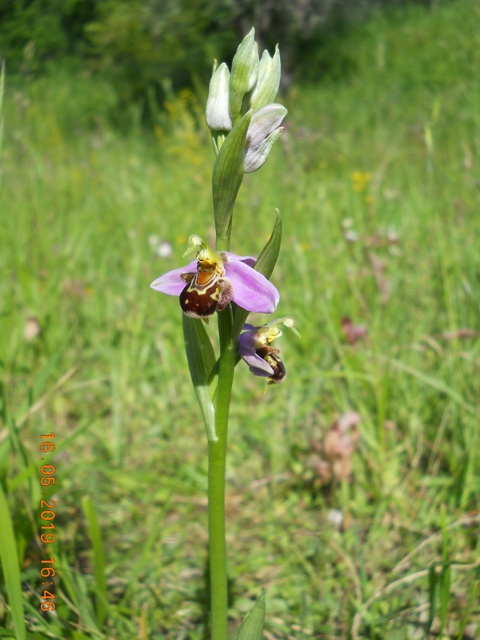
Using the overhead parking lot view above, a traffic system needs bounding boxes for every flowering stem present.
[209,303,234,639]
[208,437,228,640]
[209,232,233,638]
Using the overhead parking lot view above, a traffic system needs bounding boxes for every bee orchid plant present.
[151,29,296,639]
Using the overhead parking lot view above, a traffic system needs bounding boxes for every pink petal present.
[150,260,197,296]
[222,252,256,268]
[238,333,275,376]
[246,104,287,150]
[225,259,279,313]
[242,348,275,376]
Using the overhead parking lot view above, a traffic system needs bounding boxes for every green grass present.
[1,0,479,638]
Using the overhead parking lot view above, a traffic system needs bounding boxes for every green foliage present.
[0,0,439,117]
[234,591,265,640]
[0,484,26,640]
[0,0,97,71]
[0,0,479,637]
[85,0,236,106]
[82,496,108,627]
[0,59,4,150]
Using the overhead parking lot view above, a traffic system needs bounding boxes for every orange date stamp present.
[39,432,56,612]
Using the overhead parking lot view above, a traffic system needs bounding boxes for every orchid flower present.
[238,317,298,383]
[150,235,279,319]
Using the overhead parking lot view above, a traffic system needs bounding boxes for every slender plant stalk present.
[208,437,228,640]
[207,229,235,639]
[209,304,235,639]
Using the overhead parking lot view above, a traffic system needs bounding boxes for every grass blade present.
[0,483,26,640]
[0,58,4,152]
[82,496,108,628]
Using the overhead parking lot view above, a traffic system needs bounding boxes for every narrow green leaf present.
[0,59,4,152]
[438,504,450,634]
[233,209,282,338]
[427,564,437,632]
[3,414,37,511]
[182,315,217,440]
[438,564,451,633]
[254,208,282,279]
[212,111,251,240]
[82,496,108,628]
[22,596,66,637]
[457,565,479,638]
[0,483,26,640]
[235,591,266,640]
[54,552,101,633]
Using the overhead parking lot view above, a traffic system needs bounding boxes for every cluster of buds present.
[206,28,287,173]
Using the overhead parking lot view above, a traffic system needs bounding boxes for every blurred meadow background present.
[1,0,479,638]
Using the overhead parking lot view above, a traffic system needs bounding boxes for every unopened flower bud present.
[244,103,287,173]
[206,62,233,131]
[250,46,281,111]
[229,28,259,121]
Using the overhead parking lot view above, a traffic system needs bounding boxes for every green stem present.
[209,306,234,639]
[208,437,228,640]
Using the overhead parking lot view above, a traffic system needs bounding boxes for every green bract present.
[212,111,251,239]
[229,28,259,122]
[250,46,281,111]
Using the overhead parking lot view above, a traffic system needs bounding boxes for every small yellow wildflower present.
[351,170,372,193]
